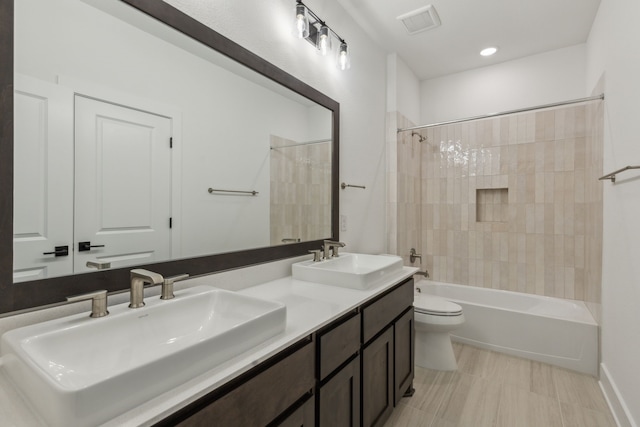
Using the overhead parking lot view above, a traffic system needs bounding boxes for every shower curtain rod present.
[397,94,605,133]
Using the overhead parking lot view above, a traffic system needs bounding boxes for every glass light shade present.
[317,25,331,56]
[336,42,350,70]
[293,4,309,39]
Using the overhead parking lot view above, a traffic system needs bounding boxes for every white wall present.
[420,45,588,124]
[586,0,640,425]
[387,53,421,125]
[165,0,389,254]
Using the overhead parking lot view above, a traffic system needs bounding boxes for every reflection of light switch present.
[340,215,347,232]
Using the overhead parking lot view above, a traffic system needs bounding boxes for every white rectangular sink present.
[0,285,286,427]
[292,252,403,290]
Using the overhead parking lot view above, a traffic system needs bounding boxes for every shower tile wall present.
[389,102,603,308]
[416,103,604,302]
[387,113,422,265]
[270,135,332,245]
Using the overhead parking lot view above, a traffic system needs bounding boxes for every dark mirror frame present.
[0,0,339,315]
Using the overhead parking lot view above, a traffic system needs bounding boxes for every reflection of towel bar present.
[598,165,640,183]
[341,182,366,190]
[208,188,259,196]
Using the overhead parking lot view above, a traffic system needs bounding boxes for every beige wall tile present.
[389,104,602,302]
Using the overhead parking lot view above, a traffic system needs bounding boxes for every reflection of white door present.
[13,75,74,282]
[74,96,172,273]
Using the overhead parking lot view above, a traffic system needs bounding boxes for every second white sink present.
[0,285,286,427]
[292,252,403,290]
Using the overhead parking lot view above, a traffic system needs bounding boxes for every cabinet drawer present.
[362,278,413,343]
[175,339,315,427]
[319,311,361,380]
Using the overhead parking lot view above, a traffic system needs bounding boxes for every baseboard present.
[599,363,637,427]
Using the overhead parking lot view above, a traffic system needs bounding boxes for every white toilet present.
[413,287,465,371]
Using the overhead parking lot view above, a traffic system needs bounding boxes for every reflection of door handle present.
[43,246,69,257]
[79,241,105,252]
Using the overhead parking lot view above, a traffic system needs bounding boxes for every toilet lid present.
[414,294,463,316]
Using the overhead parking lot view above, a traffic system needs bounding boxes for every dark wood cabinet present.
[159,277,415,427]
[169,339,315,427]
[362,327,394,427]
[318,355,361,427]
[318,310,360,380]
[276,395,315,427]
[394,308,415,405]
[362,278,413,343]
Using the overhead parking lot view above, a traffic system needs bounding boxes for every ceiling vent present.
[397,5,441,35]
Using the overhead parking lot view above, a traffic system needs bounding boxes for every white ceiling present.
[336,0,602,80]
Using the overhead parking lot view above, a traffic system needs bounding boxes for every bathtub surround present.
[389,103,604,314]
[387,112,423,265]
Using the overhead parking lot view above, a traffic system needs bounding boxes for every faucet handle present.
[309,249,323,262]
[161,274,189,300]
[409,248,422,264]
[67,289,109,318]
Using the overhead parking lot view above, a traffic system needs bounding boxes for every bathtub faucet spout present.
[415,270,429,278]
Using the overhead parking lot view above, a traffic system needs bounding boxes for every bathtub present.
[415,280,598,376]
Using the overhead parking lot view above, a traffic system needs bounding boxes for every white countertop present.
[0,266,417,427]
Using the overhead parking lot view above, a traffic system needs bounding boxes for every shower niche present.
[476,188,509,223]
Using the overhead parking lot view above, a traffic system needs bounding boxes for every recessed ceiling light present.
[480,47,498,57]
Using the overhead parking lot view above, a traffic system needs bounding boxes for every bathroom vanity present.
[0,264,417,426]
[158,275,415,427]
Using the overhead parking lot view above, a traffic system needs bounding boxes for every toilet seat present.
[414,294,462,316]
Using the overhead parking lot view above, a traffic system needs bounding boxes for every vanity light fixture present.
[293,3,310,38]
[293,0,349,69]
[317,25,331,56]
[337,42,350,70]
[480,46,498,56]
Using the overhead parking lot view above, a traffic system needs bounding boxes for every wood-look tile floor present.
[385,343,617,427]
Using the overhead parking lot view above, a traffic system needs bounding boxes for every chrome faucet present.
[323,240,346,259]
[129,269,164,308]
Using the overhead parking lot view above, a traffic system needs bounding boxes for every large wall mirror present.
[0,0,339,315]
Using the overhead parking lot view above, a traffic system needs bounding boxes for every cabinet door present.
[394,308,414,405]
[276,395,315,427]
[362,327,394,427]
[319,355,361,427]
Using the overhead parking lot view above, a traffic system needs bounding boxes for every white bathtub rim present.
[415,279,597,326]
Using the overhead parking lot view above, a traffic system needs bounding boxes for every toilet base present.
[415,331,458,371]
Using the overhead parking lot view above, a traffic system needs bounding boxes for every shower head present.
[411,131,427,142]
